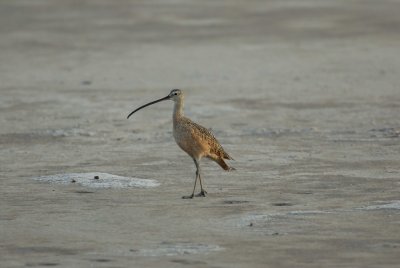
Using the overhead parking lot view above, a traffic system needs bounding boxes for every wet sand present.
[1,0,400,267]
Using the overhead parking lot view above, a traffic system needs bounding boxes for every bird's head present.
[127,89,183,119]
[168,89,183,102]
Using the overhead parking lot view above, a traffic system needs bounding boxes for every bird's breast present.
[173,122,208,159]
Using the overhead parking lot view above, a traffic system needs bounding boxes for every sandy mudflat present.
[1,0,400,267]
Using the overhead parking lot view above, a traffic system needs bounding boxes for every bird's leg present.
[196,175,207,197]
[182,176,196,199]
[182,158,199,199]
[194,159,207,197]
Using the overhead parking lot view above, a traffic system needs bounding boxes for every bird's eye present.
[174,93,178,95]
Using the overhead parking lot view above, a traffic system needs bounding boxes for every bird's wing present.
[189,120,234,160]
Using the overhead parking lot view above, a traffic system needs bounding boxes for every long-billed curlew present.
[127,89,234,199]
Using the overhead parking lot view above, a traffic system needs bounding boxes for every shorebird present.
[127,89,234,199]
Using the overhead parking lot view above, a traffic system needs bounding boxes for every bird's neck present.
[173,98,184,125]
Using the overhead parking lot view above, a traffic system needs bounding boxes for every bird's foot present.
[195,190,207,197]
[182,194,194,199]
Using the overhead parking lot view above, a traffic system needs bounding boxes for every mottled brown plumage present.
[174,117,233,170]
[127,89,234,199]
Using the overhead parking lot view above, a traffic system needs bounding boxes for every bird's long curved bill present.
[127,95,170,119]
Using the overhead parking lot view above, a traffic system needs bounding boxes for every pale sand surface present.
[1,0,400,267]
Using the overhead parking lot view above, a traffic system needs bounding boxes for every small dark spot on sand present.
[81,80,92,85]
[71,179,76,183]
[39,263,59,267]
[27,263,59,267]
[171,259,207,265]
[74,190,94,194]
[129,249,139,252]
[249,222,254,227]
[296,191,313,195]
[223,200,249,204]
[383,243,398,249]
[94,176,99,180]
[273,202,293,206]
[92,259,112,263]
